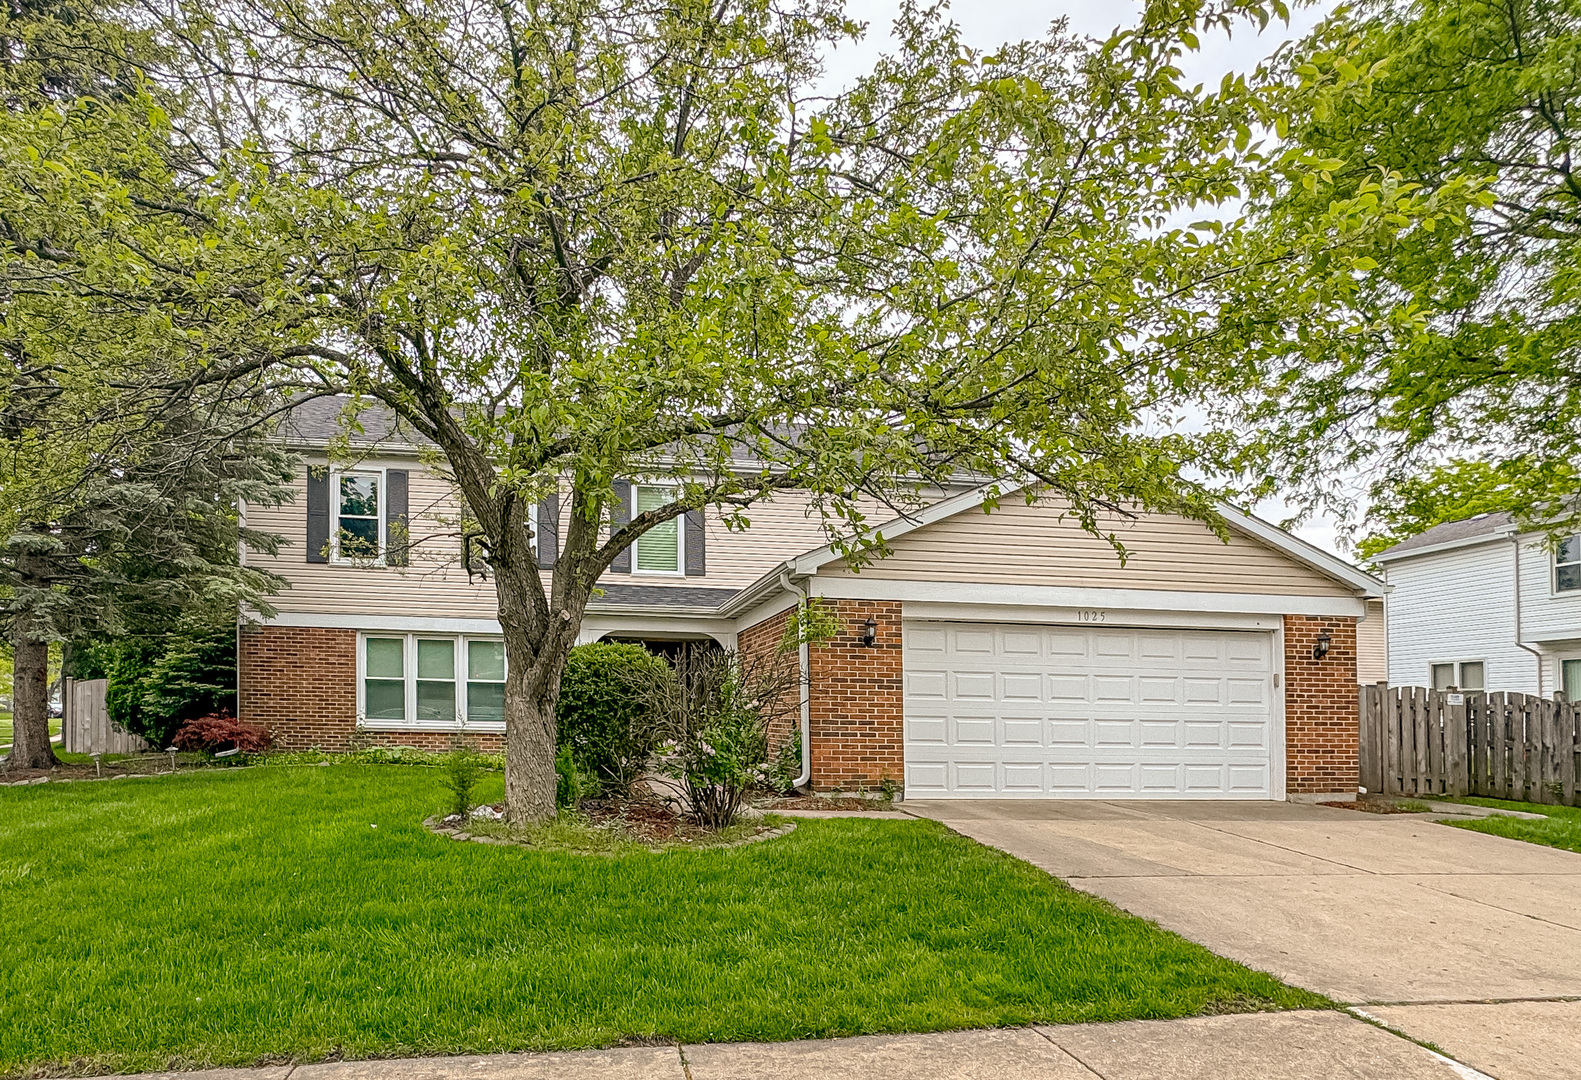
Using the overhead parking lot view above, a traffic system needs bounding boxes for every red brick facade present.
[807,600,904,792]
[1283,614,1360,797]
[238,625,504,752]
[737,605,799,753]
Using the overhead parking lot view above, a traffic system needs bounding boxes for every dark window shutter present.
[537,492,559,569]
[610,480,632,573]
[684,509,706,576]
[306,466,330,564]
[385,470,409,567]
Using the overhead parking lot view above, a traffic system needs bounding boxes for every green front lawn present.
[0,713,61,748]
[0,765,1323,1075]
[1444,796,1581,853]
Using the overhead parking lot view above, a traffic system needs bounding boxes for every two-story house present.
[238,398,1383,802]
[1374,512,1581,698]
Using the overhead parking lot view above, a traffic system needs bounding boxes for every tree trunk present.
[503,665,558,822]
[7,631,56,771]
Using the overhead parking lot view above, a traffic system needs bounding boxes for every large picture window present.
[1559,536,1581,592]
[336,471,382,561]
[358,634,505,727]
[634,484,681,574]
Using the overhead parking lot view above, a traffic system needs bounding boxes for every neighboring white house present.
[1373,512,1581,698]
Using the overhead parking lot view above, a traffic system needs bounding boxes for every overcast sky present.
[818,1,1355,555]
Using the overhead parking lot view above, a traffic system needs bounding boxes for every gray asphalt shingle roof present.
[1373,511,1517,560]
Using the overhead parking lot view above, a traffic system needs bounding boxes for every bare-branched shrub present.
[629,646,800,828]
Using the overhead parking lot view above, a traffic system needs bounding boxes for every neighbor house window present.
[359,634,505,726]
[364,637,406,721]
[1559,536,1581,592]
[466,639,507,723]
[336,471,382,560]
[1431,661,1484,691]
[633,484,681,574]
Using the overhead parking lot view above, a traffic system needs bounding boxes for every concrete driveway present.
[905,799,1581,1080]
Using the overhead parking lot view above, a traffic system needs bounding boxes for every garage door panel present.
[903,620,1275,800]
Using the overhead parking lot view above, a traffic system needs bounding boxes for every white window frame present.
[1557,535,1581,594]
[356,632,506,730]
[331,467,387,566]
[1562,656,1581,702]
[1429,660,1485,691]
[631,483,685,577]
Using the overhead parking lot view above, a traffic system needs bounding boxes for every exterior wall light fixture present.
[1313,631,1332,661]
[860,617,878,647]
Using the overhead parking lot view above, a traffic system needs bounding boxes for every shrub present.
[171,713,273,754]
[555,745,594,809]
[639,646,799,828]
[556,642,671,794]
[766,730,803,795]
[441,741,483,818]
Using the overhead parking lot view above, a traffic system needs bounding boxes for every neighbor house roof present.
[1371,512,1518,563]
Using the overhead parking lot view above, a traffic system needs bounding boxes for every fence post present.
[1447,691,1468,796]
[1386,686,1401,795]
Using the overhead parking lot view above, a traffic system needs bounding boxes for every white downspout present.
[1513,535,1544,695]
[777,568,812,789]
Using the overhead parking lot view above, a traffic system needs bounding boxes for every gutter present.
[777,568,813,790]
[1512,535,1545,694]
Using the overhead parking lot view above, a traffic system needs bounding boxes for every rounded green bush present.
[556,642,671,794]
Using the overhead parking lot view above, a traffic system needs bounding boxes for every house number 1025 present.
[1077,610,1106,622]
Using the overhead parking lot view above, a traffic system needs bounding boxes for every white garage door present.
[903,621,1275,799]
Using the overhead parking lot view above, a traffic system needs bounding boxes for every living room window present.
[466,639,507,723]
[359,634,506,726]
[1430,661,1485,691]
[633,484,682,574]
[335,471,383,561]
[1558,536,1581,592]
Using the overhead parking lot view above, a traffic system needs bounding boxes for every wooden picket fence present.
[1359,684,1581,805]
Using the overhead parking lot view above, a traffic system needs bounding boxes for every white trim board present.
[900,602,1284,632]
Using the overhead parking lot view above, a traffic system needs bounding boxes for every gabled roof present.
[1371,512,1518,562]
[721,484,1383,616]
[278,395,431,452]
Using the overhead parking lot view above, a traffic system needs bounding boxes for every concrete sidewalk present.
[141,1011,1492,1080]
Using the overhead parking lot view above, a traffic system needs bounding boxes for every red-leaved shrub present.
[171,714,273,754]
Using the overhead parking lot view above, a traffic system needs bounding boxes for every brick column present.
[1283,614,1360,800]
[807,600,904,792]
[737,606,799,754]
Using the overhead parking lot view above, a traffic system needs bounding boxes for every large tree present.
[1229,0,1581,538]
[1,2,295,769]
[108,0,1403,820]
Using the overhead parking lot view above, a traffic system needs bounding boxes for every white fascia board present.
[812,576,1369,618]
[731,590,802,634]
[1215,504,1384,596]
[1370,529,1516,565]
[579,614,738,642]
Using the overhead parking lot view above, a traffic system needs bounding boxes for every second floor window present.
[337,472,382,560]
[1558,536,1581,592]
[634,484,681,574]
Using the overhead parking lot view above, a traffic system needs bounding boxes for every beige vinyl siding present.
[1357,599,1386,683]
[249,467,856,613]
[597,491,854,591]
[829,498,1357,597]
[246,461,500,618]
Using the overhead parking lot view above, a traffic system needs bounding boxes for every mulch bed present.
[0,754,225,785]
[758,794,894,812]
[578,795,723,844]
